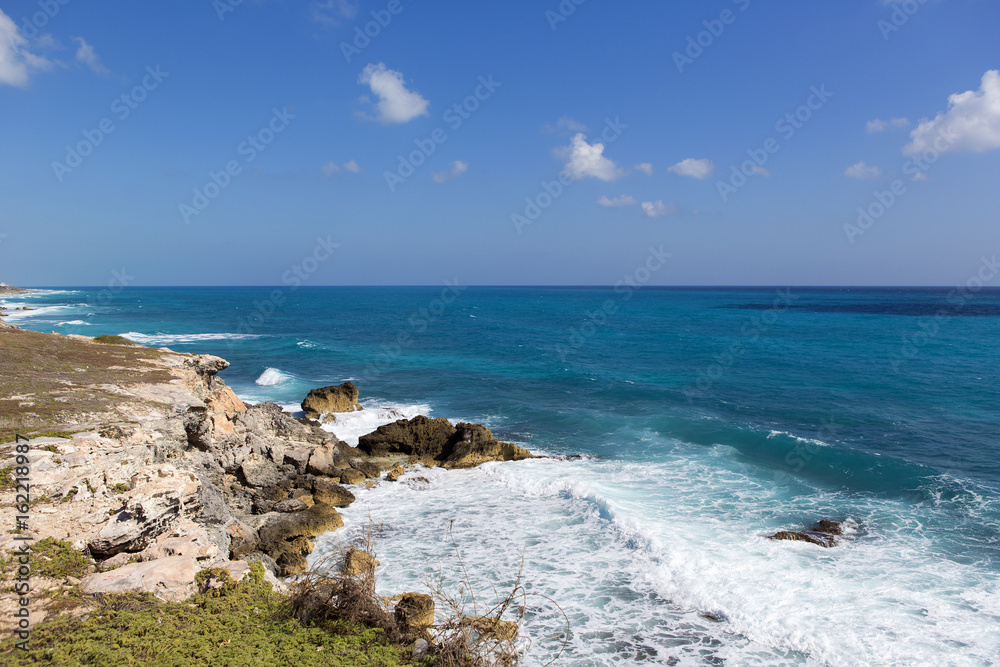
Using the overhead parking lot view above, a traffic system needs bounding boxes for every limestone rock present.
[339,468,365,485]
[307,441,348,477]
[357,416,455,458]
[301,382,362,420]
[88,466,200,558]
[311,478,355,507]
[395,593,435,634]
[274,498,308,513]
[385,463,405,482]
[342,548,379,577]
[441,423,532,469]
[80,555,200,603]
[257,503,344,576]
[349,458,381,479]
[225,519,259,560]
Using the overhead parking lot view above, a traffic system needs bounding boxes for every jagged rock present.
[311,478,355,507]
[257,503,344,576]
[301,382,362,420]
[140,519,220,562]
[88,466,200,558]
[386,463,405,482]
[357,416,455,458]
[463,616,519,642]
[274,498,308,513]
[767,520,848,548]
[238,456,286,488]
[342,548,379,577]
[81,555,200,603]
[307,441,349,476]
[442,423,532,469]
[226,519,259,559]
[396,593,435,634]
[283,448,312,474]
[339,468,366,485]
[349,458,381,479]
[357,417,531,468]
[205,386,246,413]
[290,488,315,507]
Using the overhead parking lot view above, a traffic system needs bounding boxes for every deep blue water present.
[5,286,1000,665]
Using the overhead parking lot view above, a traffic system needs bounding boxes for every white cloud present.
[74,37,109,76]
[903,70,1000,157]
[866,117,910,133]
[357,63,430,124]
[542,116,588,133]
[641,201,676,218]
[597,194,637,207]
[311,0,359,25]
[844,161,883,180]
[634,163,653,175]
[321,160,363,176]
[558,133,625,182]
[432,160,469,184]
[0,9,53,86]
[668,158,714,179]
[751,166,770,177]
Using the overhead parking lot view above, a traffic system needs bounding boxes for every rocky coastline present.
[0,322,532,628]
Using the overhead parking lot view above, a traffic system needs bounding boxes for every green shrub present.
[92,335,135,345]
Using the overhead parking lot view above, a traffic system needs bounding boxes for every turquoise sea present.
[4,286,999,665]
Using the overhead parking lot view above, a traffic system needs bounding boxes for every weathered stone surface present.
[257,503,344,576]
[339,468,366,485]
[226,519,259,560]
[357,417,530,468]
[301,382,362,420]
[342,548,379,577]
[238,456,285,489]
[307,441,348,477]
[88,466,200,558]
[274,498,308,513]
[357,416,455,458]
[349,458,381,479]
[205,386,246,413]
[81,556,200,603]
[140,519,220,562]
[442,423,532,469]
[386,463,405,482]
[395,593,435,633]
[311,478,355,507]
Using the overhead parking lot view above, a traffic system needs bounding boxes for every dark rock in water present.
[357,415,455,458]
[357,416,532,468]
[349,458,381,479]
[301,382,362,420]
[767,519,849,548]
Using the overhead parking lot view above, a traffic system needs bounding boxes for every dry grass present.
[0,328,173,442]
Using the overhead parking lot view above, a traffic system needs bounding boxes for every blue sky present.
[0,0,998,286]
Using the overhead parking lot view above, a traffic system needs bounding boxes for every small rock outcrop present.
[767,519,851,548]
[301,382,362,420]
[81,555,201,603]
[395,593,435,636]
[256,503,345,575]
[358,417,531,468]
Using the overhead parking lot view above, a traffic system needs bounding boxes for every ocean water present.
[5,286,1000,665]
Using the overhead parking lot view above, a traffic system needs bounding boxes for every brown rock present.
[301,382,362,420]
[395,593,435,633]
[307,442,348,477]
[226,520,259,559]
[311,478,355,507]
[463,616,518,642]
[357,416,455,458]
[349,458,381,479]
[274,498,308,513]
[342,548,379,577]
[339,468,365,485]
[442,423,531,469]
[386,463,405,482]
